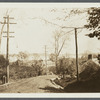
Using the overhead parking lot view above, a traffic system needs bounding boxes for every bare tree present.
[31,8,87,74]
[53,30,73,73]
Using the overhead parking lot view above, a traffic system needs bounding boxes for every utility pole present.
[0,15,16,83]
[56,27,83,81]
[6,15,10,83]
[55,36,57,73]
[74,28,79,81]
[45,45,47,75]
[32,18,84,81]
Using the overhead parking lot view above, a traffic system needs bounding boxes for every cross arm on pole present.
[3,36,15,38]
[3,17,14,19]
[3,31,14,33]
[0,22,17,24]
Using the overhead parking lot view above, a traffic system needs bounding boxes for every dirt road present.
[0,75,64,93]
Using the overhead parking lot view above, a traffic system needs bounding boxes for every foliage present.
[79,60,100,80]
[56,57,76,79]
[85,7,100,39]
[64,60,100,92]
[49,53,55,62]
[0,55,8,77]
[0,55,8,67]
[9,59,45,80]
[31,60,43,76]
[55,56,91,79]
[48,66,56,74]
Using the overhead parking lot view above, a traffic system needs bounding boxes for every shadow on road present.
[39,86,65,93]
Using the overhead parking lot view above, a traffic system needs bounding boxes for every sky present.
[0,3,100,55]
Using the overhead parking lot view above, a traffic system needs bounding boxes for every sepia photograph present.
[0,3,100,97]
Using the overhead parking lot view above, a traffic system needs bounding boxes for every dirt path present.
[0,75,64,93]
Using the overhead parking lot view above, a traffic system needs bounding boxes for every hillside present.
[64,60,100,92]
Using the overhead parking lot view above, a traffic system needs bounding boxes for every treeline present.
[48,56,88,80]
[0,55,46,82]
[9,60,46,80]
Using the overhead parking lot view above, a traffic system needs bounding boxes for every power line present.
[32,17,86,81]
[35,17,83,81]
[32,17,85,29]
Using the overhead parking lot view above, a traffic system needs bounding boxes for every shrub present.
[0,55,8,77]
[48,66,56,74]
[56,58,76,79]
[79,60,100,80]
[9,59,44,80]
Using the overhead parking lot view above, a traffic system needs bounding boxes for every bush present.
[56,58,76,79]
[0,55,8,77]
[48,66,56,74]
[9,60,45,80]
[64,60,100,92]
[79,60,100,80]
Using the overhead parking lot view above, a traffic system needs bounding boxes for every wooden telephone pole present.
[59,27,84,81]
[0,15,16,83]
[74,28,79,81]
[45,45,48,75]
[6,15,10,83]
